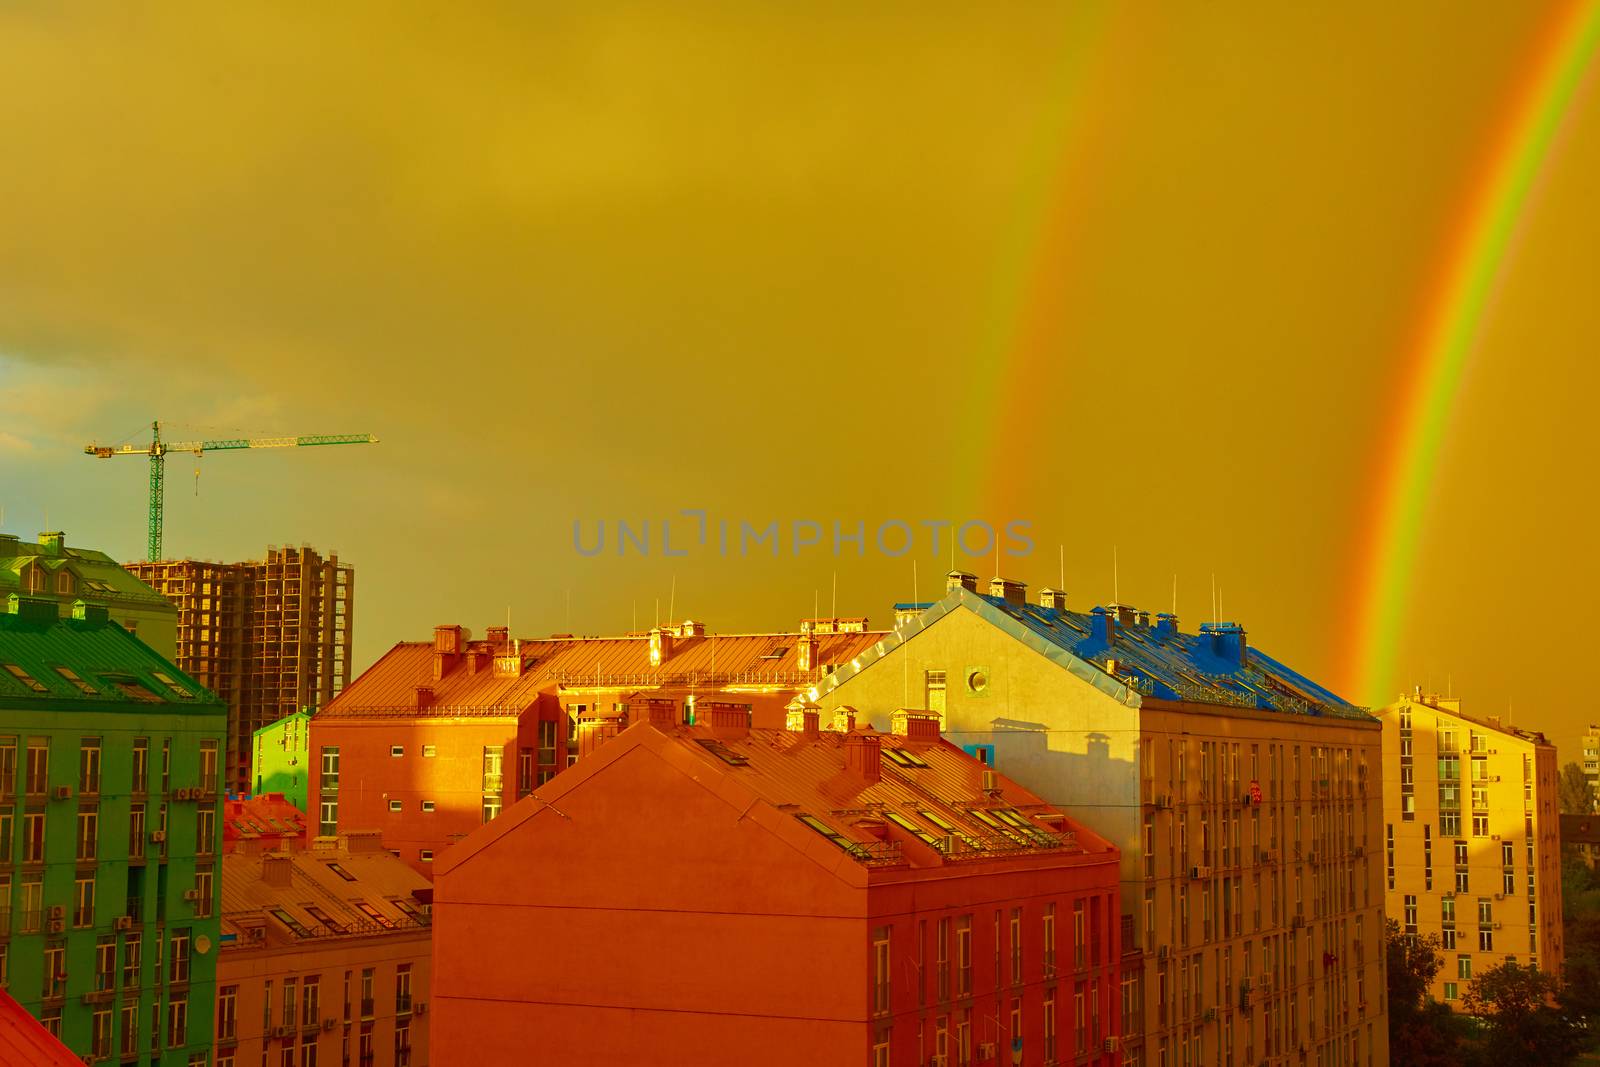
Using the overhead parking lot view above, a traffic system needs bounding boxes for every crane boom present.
[84,421,378,561]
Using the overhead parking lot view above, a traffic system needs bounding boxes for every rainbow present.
[1341,0,1600,704]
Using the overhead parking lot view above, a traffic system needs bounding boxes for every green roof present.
[0,605,222,713]
[0,533,171,606]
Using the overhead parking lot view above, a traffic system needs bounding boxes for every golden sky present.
[1,3,1596,756]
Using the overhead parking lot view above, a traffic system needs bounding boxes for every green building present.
[0,532,179,662]
[249,710,311,811]
[0,595,225,1066]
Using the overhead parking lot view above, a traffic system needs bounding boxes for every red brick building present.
[431,702,1122,1066]
[222,792,309,852]
[311,620,886,876]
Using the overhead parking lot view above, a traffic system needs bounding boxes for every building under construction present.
[126,544,354,792]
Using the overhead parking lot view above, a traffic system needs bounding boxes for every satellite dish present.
[195,935,213,955]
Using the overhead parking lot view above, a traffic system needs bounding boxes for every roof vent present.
[415,686,435,711]
[6,594,57,622]
[1113,604,1137,627]
[946,570,979,593]
[1090,606,1113,645]
[832,707,857,733]
[988,577,1027,606]
[1154,613,1179,638]
[638,697,679,730]
[1038,588,1069,611]
[891,709,941,743]
[648,627,673,667]
[786,702,821,738]
[1206,622,1247,666]
[797,627,817,672]
[699,701,750,737]
[261,854,293,888]
[433,625,464,680]
[38,531,65,555]
[71,600,109,624]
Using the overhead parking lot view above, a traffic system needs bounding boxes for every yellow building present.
[813,574,1388,1067]
[1378,692,1563,1005]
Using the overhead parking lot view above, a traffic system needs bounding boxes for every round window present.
[967,669,989,693]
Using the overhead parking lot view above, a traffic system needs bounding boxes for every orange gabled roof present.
[223,794,308,844]
[439,719,1115,882]
[0,990,81,1066]
[321,627,888,719]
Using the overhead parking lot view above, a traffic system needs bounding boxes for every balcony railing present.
[360,998,375,1020]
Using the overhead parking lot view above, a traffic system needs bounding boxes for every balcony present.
[396,995,413,1016]
[360,997,375,1020]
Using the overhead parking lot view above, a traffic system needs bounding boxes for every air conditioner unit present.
[1353,846,1364,858]
[114,916,133,932]
[1240,977,1254,992]
[1103,1037,1120,1052]
[48,919,65,934]
[1292,915,1306,928]
[1493,922,1503,930]
[1190,865,1211,880]
[322,1018,336,1031]
[414,1002,427,1016]
[182,890,201,902]
[1263,849,1278,864]
[1157,945,1170,960]
[976,1042,995,1060]
[930,1057,948,1067]
[47,905,65,920]
[149,830,167,843]
[1242,793,1254,806]
[1204,1007,1217,1022]
[273,1025,292,1039]
[1494,893,1504,901]
[1307,852,1320,866]
[1158,794,1173,809]
[981,770,997,792]
[52,785,71,800]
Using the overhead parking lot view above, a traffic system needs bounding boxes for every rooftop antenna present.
[1059,545,1065,595]
[831,571,837,621]
[654,597,660,628]
[912,559,919,609]
[565,588,571,633]
[993,538,1000,580]
[632,600,637,633]
[1172,574,1178,617]
[669,575,676,625]
[1113,545,1120,605]
[1211,573,1218,628]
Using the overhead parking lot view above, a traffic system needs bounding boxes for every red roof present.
[0,990,81,1066]
[322,627,888,718]
[223,793,309,845]
[442,718,1116,880]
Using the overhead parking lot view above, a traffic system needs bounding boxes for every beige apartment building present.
[813,575,1388,1067]
[1379,691,1563,1004]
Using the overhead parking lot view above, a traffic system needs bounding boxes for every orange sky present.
[1,3,1596,758]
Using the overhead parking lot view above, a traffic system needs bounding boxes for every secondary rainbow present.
[1342,0,1600,704]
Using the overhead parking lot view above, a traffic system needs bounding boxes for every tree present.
[1559,760,1595,815]
[1383,919,1469,1065]
[1463,961,1587,1064]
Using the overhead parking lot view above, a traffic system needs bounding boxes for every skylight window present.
[325,862,357,883]
[882,747,928,769]
[149,669,194,699]
[269,908,311,937]
[353,900,395,929]
[918,809,980,851]
[884,811,942,849]
[3,664,47,693]
[53,665,97,695]
[796,814,872,860]
[304,904,347,934]
[694,739,749,766]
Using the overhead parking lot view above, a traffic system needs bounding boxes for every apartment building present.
[0,594,226,1066]
[433,702,1121,1066]
[0,531,178,659]
[213,834,431,1067]
[812,574,1388,1067]
[127,544,354,794]
[1379,691,1563,1003]
[251,711,312,811]
[311,620,886,877]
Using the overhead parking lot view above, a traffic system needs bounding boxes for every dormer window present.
[55,572,73,595]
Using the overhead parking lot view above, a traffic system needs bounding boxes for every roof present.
[1386,693,1553,746]
[1561,814,1600,847]
[220,839,431,948]
[818,587,1374,722]
[223,794,309,845]
[443,718,1117,879]
[0,532,172,607]
[0,602,222,712]
[0,989,81,1066]
[320,626,888,718]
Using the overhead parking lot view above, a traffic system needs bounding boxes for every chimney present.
[1136,610,1151,628]
[832,707,857,733]
[946,570,979,593]
[893,605,925,628]
[1114,604,1137,627]
[433,625,465,680]
[71,600,109,624]
[699,701,750,736]
[648,627,673,667]
[577,709,626,757]
[638,698,678,731]
[988,577,1027,606]
[845,732,882,784]
[1154,613,1179,639]
[1090,606,1113,644]
[485,625,509,648]
[345,831,384,853]
[261,854,294,888]
[1038,588,1069,611]
[797,624,817,671]
[786,702,821,738]
[891,709,941,743]
[7,594,56,622]
[415,686,435,711]
[38,531,65,556]
[1214,622,1247,666]
[680,620,706,638]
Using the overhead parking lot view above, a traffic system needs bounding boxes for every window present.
[160,739,171,794]
[319,800,338,838]
[170,930,190,984]
[482,745,504,793]
[92,1007,112,1059]
[77,809,99,861]
[420,850,434,864]
[123,933,141,988]
[389,800,402,813]
[199,740,219,794]
[0,737,14,796]
[196,807,215,856]
[325,862,357,883]
[79,739,102,794]
[482,795,502,823]
[421,800,435,813]
[422,744,437,758]
[193,869,214,918]
[4,664,47,693]
[1044,904,1057,975]
[1404,895,1417,934]
[132,739,148,794]
[1458,955,1472,980]
[872,927,891,1014]
[95,937,116,990]
[390,745,404,758]
[167,994,188,1047]
[75,875,96,927]
[396,963,413,1014]
[320,747,340,792]
[957,916,973,996]
[303,976,321,1028]
[1010,908,1022,985]
[218,985,238,1042]
[25,739,48,795]
[925,670,947,716]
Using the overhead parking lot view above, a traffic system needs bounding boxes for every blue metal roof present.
[822,588,1371,722]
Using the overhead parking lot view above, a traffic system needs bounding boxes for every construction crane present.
[85,420,378,561]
